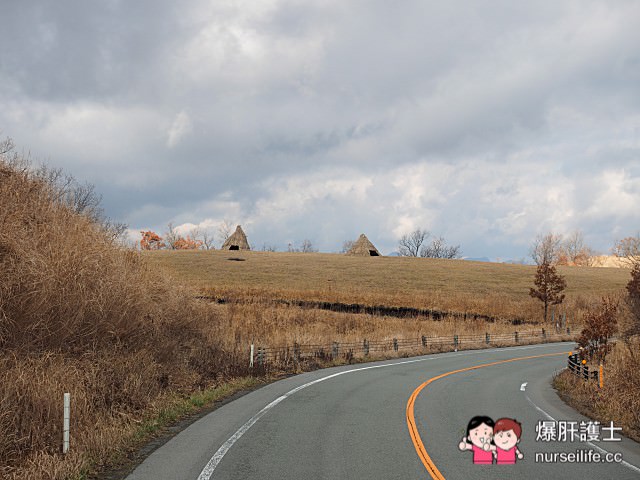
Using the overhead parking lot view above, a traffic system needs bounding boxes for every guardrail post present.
[599,364,603,388]
[250,344,254,368]
[541,328,546,339]
[514,331,519,343]
[257,347,264,367]
[485,332,490,344]
[393,338,398,352]
[566,327,570,335]
[332,342,339,360]
[63,393,70,454]
[583,364,589,381]
[453,335,459,349]
[363,339,369,356]
[293,342,300,362]
[421,335,427,348]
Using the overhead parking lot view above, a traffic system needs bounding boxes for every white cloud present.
[166,111,193,148]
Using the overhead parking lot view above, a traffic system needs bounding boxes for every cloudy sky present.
[2,1,639,259]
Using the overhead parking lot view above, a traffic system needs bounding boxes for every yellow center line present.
[406,351,570,479]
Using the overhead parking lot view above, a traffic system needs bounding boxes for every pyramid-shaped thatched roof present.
[346,234,381,256]
[222,225,250,251]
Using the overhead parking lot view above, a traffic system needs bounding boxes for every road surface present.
[126,342,640,479]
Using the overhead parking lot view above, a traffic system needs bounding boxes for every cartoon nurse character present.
[458,416,495,464]
[491,417,524,464]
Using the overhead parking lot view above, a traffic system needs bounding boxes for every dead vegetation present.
[554,340,640,442]
[0,154,248,478]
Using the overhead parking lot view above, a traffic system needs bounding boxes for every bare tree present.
[261,243,277,252]
[559,230,593,266]
[300,239,318,253]
[164,222,180,250]
[398,229,429,257]
[286,240,317,253]
[612,234,640,265]
[200,228,215,250]
[341,239,355,253]
[529,262,567,323]
[0,136,15,155]
[217,220,233,247]
[530,233,563,266]
[421,236,462,259]
[101,219,129,242]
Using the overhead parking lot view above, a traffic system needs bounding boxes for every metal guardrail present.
[567,353,601,384]
[249,327,574,369]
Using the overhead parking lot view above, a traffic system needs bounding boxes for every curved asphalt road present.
[126,342,640,479]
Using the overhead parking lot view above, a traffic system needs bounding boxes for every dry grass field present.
[144,249,630,324]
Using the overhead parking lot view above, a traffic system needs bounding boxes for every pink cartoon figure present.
[458,416,495,465]
[490,417,524,464]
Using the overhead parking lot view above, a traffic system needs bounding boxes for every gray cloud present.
[2,0,640,259]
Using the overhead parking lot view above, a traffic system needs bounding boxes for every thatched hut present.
[346,234,381,256]
[222,225,250,251]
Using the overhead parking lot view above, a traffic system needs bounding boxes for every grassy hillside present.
[145,250,630,322]
[0,155,248,479]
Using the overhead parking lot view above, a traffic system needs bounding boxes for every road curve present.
[126,342,640,480]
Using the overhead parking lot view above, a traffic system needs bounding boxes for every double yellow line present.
[406,351,569,479]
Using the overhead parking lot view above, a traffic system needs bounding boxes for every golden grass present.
[145,249,629,323]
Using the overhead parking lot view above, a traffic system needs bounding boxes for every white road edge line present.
[196,342,565,479]
[523,391,640,474]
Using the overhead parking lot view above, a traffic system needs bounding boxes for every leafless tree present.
[420,236,462,259]
[101,219,129,242]
[530,232,563,266]
[300,239,318,253]
[261,243,277,252]
[200,228,215,250]
[559,230,594,266]
[164,222,180,250]
[612,234,640,266]
[398,229,429,257]
[217,219,233,247]
[341,239,355,253]
[0,136,14,155]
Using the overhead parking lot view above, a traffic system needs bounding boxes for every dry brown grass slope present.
[145,249,629,323]
[0,157,247,479]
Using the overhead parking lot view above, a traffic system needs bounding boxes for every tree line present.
[529,231,640,364]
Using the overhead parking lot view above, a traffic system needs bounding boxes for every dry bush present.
[0,154,244,477]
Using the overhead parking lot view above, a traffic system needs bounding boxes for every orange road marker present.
[406,351,569,479]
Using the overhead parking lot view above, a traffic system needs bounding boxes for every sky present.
[1,0,639,259]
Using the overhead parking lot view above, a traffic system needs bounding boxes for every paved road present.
[126,342,640,479]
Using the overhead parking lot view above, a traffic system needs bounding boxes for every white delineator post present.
[250,344,254,368]
[63,393,70,454]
